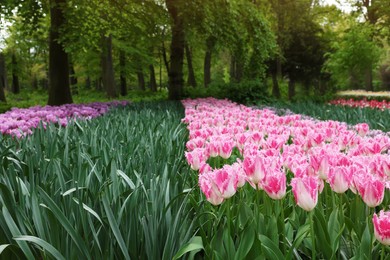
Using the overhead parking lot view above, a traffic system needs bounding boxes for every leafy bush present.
[184,80,271,104]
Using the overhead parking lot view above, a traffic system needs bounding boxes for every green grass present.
[0,101,196,259]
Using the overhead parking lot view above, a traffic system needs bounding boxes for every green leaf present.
[102,195,130,260]
[14,236,66,260]
[234,226,255,260]
[314,209,333,259]
[172,236,204,260]
[359,223,372,259]
[38,188,91,259]
[2,206,35,260]
[259,234,285,260]
[0,244,11,254]
[286,223,310,259]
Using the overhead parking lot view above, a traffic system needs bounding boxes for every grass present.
[0,101,196,259]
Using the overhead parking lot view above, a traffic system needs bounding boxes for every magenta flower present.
[291,176,319,211]
[373,210,390,246]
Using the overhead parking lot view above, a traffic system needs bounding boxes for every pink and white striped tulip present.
[291,175,319,211]
[263,169,287,200]
[354,172,385,207]
[327,166,353,193]
[373,210,390,246]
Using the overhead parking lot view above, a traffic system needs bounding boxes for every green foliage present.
[324,22,382,89]
[0,101,196,259]
[184,80,271,105]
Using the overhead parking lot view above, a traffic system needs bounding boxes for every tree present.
[0,52,7,102]
[166,0,185,100]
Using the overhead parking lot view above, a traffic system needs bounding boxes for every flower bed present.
[0,101,129,137]
[182,97,390,251]
[329,98,390,110]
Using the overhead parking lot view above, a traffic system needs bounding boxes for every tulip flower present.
[199,173,224,206]
[263,169,287,200]
[185,148,207,171]
[291,176,319,211]
[243,155,266,188]
[354,173,385,208]
[327,166,353,193]
[373,210,390,246]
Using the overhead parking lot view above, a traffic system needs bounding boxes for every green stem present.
[280,199,286,255]
[381,244,385,260]
[310,210,316,260]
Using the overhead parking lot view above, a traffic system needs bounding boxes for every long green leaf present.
[38,187,92,259]
[2,206,35,260]
[172,236,204,260]
[102,195,130,260]
[14,236,66,260]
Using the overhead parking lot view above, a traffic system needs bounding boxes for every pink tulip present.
[219,138,234,159]
[354,173,385,207]
[212,166,238,199]
[291,176,319,211]
[327,166,353,193]
[373,210,390,246]
[355,123,369,136]
[185,148,207,171]
[243,155,266,187]
[263,169,286,200]
[199,173,224,205]
[309,149,330,180]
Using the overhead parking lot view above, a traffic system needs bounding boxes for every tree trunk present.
[271,72,281,98]
[162,41,170,75]
[149,64,157,92]
[185,43,196,88]
[85,76,91,89]
[48,0,72,105]
[166,0,185,100]
[0,53,7,102]
[69,60,78,95]
[137,68,145,91]
[230,55,236,82]
[101,34,117,98]
[288,77,295,101]
[365,66,373,91]
[204,37,214,88]
[11,54,20,94]
[119,50,127,96]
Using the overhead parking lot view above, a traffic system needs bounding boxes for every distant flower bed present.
[0,101,129,138]
[329,98,390,110]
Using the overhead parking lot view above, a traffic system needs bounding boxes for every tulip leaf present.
[234,226,255,260]
[14,236,66,260]
[314,209,333,259]
[359,223,372,259]
[286,223,310,259]
[259,234,285,260]
[172,236,204,260]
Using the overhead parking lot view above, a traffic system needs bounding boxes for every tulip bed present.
[183,98,390,259]
[0,101,129,138]
[0,98,389,259]
[329,98,390,110]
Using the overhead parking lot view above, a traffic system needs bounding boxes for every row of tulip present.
[0,101,129,138]
[182,98,390,247]
[329,98,390,110]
